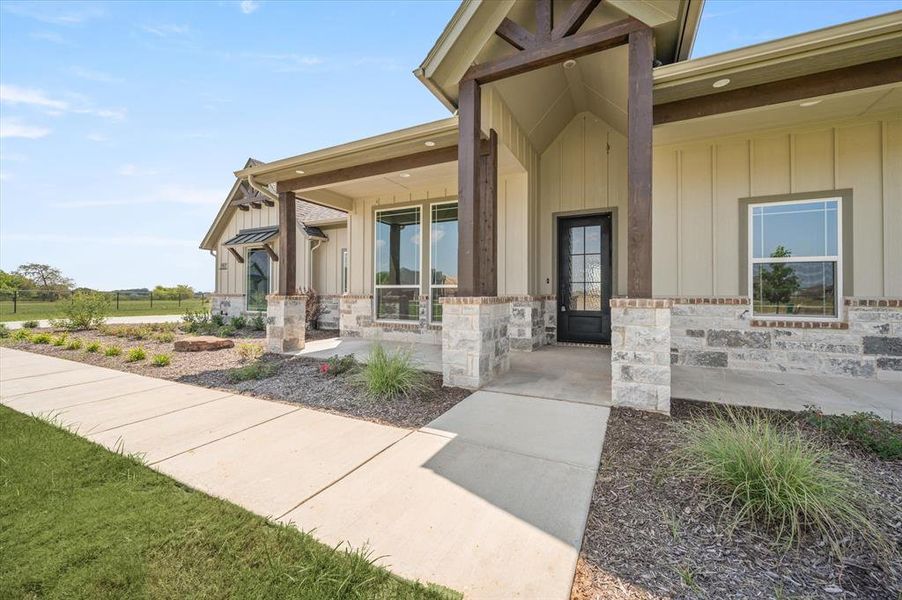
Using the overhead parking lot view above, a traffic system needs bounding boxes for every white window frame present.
[245,246,273,312]
[747,196,842,321]
[373,205,422,324]
[340,248,349,294]
[429,200,459,323]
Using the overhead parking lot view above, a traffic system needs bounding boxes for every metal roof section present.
[303,226,329,240]
[223,226,279,246]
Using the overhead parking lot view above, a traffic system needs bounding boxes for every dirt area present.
[3,327,468,429]
[572,400,902,600]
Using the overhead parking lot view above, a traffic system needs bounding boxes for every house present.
[201,1,902,414]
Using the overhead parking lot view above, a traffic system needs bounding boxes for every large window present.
[430,202,458,322]
[749,198,840,318]
[375,206,421,321]
[246,248,271,311]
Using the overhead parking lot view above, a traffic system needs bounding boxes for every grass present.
[151,353,171,367]
[103,345,122,357]
[351,344,428,399]
[0,298,207,322]
[125,347,147,362]
[31,333,52,345]
[85,341,101,353]
[802,407,902,460]
[228,360,279,383]
[50,334,68,347]
[678,408,878,554]
[0,406,456,599]
[236,342,264,363]
[65,339,83,351]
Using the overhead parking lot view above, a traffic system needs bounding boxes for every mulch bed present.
[3,327,468,429]
[572,400,902,600]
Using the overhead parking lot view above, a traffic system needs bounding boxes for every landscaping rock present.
[174,336,235,352]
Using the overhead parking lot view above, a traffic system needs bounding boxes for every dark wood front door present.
[557,214,612,344]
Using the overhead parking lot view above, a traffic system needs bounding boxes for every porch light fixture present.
[799,99,822,107]
[399,173,411,178]
[424,140,436,147]
[295,169,305,174]
[712,78,731,88]
[563,59,577,69]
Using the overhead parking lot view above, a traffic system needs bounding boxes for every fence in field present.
[0,290,208,319]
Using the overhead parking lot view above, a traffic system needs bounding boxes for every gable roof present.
[200,157,347,251]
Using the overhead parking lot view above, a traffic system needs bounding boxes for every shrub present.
[228,361,278,383]
[0,324,8,338]
[802,407,902,461]
[678,408,877,553]
[12,329,31,341]
[230,315,247,329]
[217,325,236,338]
[250,313,266,331]
[319,354,357,377]
[125,347,147,362]
[51,291,111,330]
[153,331,175,343]
[211,313,225,327]
[65,339,83,351]
[31,333,52,344]
[236,342,264,363]
[104,345,122,357]
[51,334,68,347]
[350,344,427,399]
[22,320,39,329]
[181,310,212,334]
[85,341,101,353]
[151,353,172,367]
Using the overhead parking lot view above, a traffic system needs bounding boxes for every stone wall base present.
[266,294,306,353]
[442,297,511,389]
[339,295,440,344]
[210,294,245,319]
[610,298,671,413]
[509,296,557,350]
[317,295,340,330]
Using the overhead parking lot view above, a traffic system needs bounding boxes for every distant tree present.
[152,284,195,300]
[0,269,34,291]
[760,245,801,313]
[13,263,74,292]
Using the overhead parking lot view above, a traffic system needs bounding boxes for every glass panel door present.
[557,214,612,344]
[246,248,270,311]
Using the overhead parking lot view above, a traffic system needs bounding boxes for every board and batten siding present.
[537,112,629,296]
[311,225,348,293]
[652,115,902,298]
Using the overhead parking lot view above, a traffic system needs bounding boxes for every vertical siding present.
[653,115,901,297]
[312,226,348,294]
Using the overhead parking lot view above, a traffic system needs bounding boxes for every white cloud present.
[69,66,123,83]
[30,31,68,44]
[2,2,105,26]
[141,23,190,37]
[239,1,260,14]
[86,132,109,142]
[236,52,324,72]
[118,164,158,177]
[0,118,51,139]
[0,233,197,247]
[53,184,222,208]
[0,84,68,110]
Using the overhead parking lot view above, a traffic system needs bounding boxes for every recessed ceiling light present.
[563,59,577,69]
[424,141,436,147]
[712,78,731,88]
[799,99,822,107]
[295,169,305,174]
[399,173,411,178]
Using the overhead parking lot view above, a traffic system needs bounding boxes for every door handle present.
[560,306,566,312]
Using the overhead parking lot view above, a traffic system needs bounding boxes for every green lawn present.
[0,406,456,599]
[0,298,208,322]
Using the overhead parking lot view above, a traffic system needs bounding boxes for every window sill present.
[750,319,848,330]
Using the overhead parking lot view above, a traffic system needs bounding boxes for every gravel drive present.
[572,400,902,600]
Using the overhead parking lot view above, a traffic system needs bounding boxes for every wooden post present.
[278,190,297,295]
[457,78,481,297]
[627,27,653,297]
[478,129,498,296]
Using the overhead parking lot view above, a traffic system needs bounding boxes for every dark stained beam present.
[227,247,245,263]
[237,204,250,211]
[627,27,654,298]
[457,78,481,297]
[263,243,279,262]
[496,17,534,51]
[262,197,275,207]
[464,17,645,84]
[276,145,458,193]
[535,0,553,41]
[552,0,602,39]
[477,129,498,296]
[278,190,297,295]
[654,56,902,125]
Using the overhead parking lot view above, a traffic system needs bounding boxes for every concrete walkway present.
[4,314,183,329]
[0,347,609,598]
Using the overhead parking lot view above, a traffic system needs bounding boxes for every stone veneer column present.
[266,294,306,353]
[441,297,511,388]
[610,298,672,413]
[339,295,373,338]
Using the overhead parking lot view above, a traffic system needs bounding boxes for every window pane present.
[752,261,836,316]
[752,200,839,258]
[431,287,456,322]
[340,249,349,294]
[585,254,601,283]
[376,288,420,321]
[585,282,601,310]
[431,203,458,285]
[570,255,584,282]
[246,249,270,311]
[570,283,585,311]
[585,225,601,254]
[570,227,584,254]
[376,207,420,286]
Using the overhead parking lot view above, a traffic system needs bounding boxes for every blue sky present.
[1,0,899,291]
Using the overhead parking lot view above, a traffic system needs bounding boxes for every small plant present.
[802,407,902,461]
[22,320,39,329]
[675,565,699,591]
[51,334,68,347]
[350,343,427,399]
[151,353,172,367]
[125,347,147,362]
[230,315,247,329]
[678,408,877,553]
[319,354,357,377]
[51,291,111,330]
[153,331,175,343]
[31,333,52,344]
[217,325,236,338]
[104,345,122,357]
[0,324,8,338]
[236,342,264,363]
[65,339,83,351]
[12,329,31,341]
[85,341,101,353]
[250,313,266,331]
[211,313,225,327]
[227,361,278,383]
[181,310,212,334]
